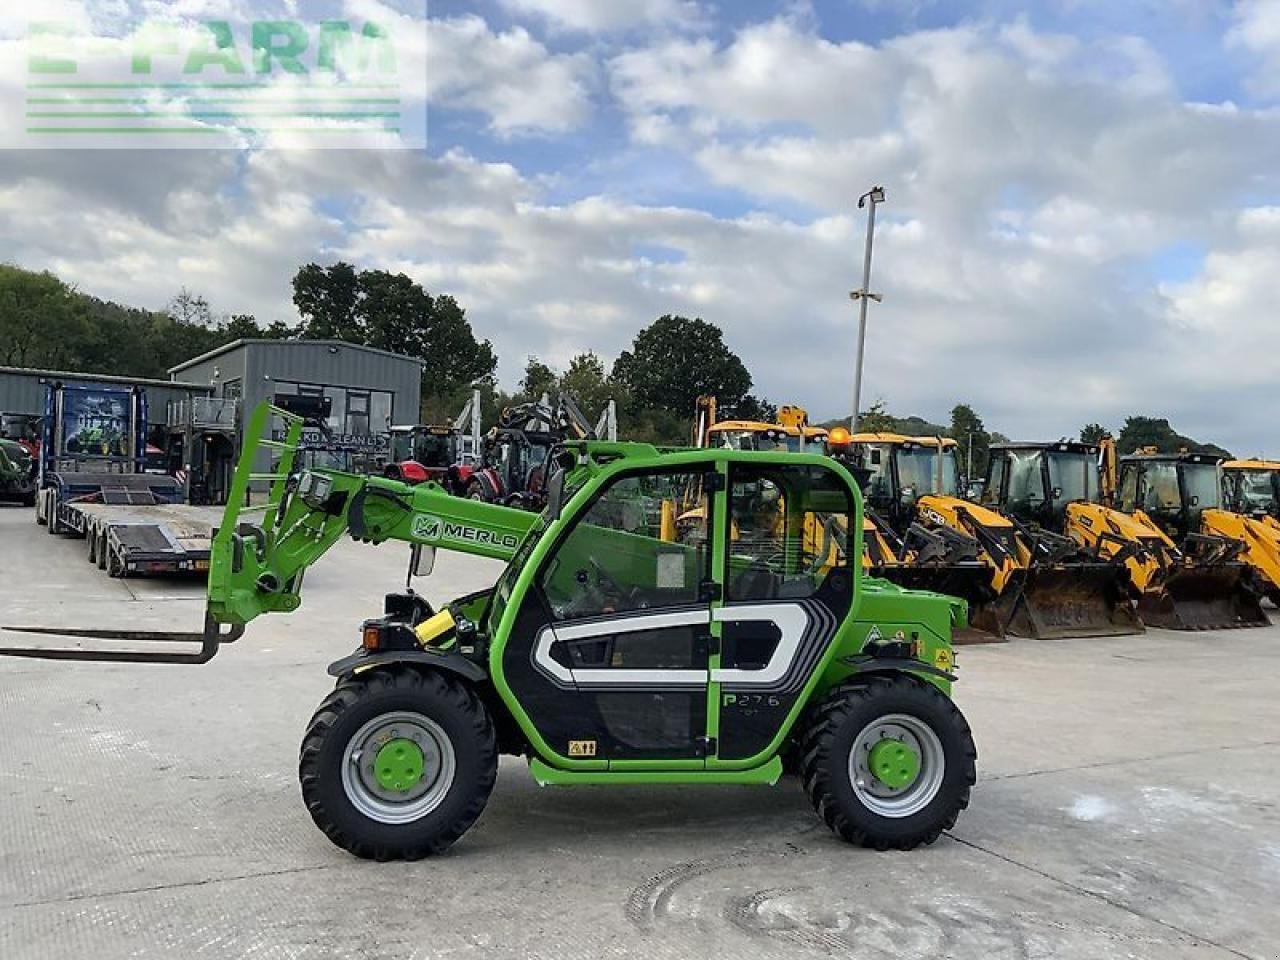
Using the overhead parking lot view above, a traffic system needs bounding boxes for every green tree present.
[292,262,362,341]
[1079,423,1109,445]
[857,400,897,433]
[221,314,263,340]
[0,267,89,368]
[948,403,990,480]
[559,352,616,416]
[1116,416,1230,458]
[518,356,558,401]
[291,263,497,411]
[612,315,753,420]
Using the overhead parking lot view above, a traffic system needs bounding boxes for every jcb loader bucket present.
[873,562,1011,644]
[1003,564,1143,640]
[1137,563,1269,631]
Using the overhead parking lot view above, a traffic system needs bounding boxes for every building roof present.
[0,365,208,392]
[168,338,424,375]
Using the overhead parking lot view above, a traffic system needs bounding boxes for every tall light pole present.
[850,185,885,432]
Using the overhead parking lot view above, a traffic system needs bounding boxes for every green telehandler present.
[2,403,977,860]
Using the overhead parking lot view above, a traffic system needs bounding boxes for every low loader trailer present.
[33,381,215,578]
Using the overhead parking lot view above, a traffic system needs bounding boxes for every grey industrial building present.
[0,339,423,502]
[169,339,423,490]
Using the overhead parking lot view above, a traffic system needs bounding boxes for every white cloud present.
[1,10,1278,455]
[1227,0,1280,99]
[497,0,705,34]
[427,15,594,135]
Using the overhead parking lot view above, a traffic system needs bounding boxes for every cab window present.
[538,469,711,621]
[727,463,854,601]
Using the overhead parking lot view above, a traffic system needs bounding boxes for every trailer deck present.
[68,501,222,577]
[37,471,220,578]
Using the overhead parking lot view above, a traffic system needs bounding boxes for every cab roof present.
[850,432,957,448]
[1223,459,1280,471]
[709,421,829,438]
[991,440,1098,455]
[1120,451,1222,465]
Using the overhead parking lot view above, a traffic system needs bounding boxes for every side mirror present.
[410,543,436,578]
[546,468,566,521]
[1051,486,1063,500]
[1189,495,1200,507]
[900,485,916,503]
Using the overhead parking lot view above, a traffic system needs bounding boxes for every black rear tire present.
[299,667,497,860]
[800,675,976,850]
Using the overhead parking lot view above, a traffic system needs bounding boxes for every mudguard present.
[327,647,488,683]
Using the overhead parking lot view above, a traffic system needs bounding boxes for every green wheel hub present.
[868,737,920,790]
[373,738,425,793]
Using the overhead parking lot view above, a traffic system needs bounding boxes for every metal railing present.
[168,396,239,431]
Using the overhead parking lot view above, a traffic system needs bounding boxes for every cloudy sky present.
[2,1,1279,452]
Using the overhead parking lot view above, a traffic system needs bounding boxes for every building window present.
[346,390,371,436]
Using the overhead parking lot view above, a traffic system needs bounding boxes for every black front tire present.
[800,675,976,850]
[299,667,497,860]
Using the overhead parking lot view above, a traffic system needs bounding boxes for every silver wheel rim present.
[848,713,945,818]
[340,711,456,825]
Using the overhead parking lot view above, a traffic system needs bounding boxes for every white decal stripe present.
[532,604,813,689]
[532,610,712,688]
[710,603,810,686]
[553,609,710,642]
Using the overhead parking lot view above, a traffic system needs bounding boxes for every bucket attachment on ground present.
[1137,563,1269,631]
[0,611,243,664]
[1003,563,1143,640]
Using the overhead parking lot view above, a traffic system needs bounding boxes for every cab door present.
[503,462,724,765]
[710,460,857,766]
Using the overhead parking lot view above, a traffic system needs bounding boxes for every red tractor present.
[382,424,474,495]
[467,395,610,510]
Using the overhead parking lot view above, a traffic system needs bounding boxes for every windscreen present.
[415,434,454,468]
[1180,463,1222,510]
[1141,463,1182,512]
[1232,470,1278,514]
[1047,452,1100,506]
[896,446,959,497]
[715,430,794,452]
[1004,450,1044,511]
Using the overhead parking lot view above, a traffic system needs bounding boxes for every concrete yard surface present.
[1,503,1277,959]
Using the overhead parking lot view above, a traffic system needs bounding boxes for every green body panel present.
[529,756,784,786]
[209,404,964,785]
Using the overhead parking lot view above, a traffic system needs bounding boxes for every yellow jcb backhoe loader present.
[1221,459,1280,606]
[838,433,1028,639]
[972,442,1146,640]
[858,434,1141,639]
[1110,449,1268,629]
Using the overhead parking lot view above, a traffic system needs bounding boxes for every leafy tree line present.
[0,263,772,445]
[1080,417,1231,458]
[8,261,1230,456]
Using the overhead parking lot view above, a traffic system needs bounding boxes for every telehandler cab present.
[2,404,976,860]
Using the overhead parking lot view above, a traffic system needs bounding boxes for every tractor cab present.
[1223,460,1280,520]
[389,425,461,471]
[1117,452,1225,539]
[984,441,1103,528]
